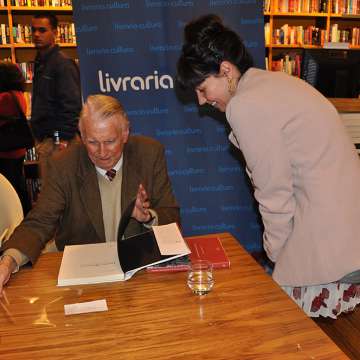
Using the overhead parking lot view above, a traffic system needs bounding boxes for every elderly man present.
[0,95,180,295]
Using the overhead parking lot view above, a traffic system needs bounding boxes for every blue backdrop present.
[73,0,265,252]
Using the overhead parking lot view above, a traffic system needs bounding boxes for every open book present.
[57,223,190,286]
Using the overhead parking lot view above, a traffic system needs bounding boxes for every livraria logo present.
[98,70,174,92]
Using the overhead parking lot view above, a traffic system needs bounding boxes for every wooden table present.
[0,233,348,359]
[328,98,360,113]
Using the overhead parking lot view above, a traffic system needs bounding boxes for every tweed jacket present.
[1,135,180,264]
[226,68,360,286]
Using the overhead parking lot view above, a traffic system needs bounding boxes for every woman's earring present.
[227,77,236,96]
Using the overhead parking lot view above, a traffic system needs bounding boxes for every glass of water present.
[187,260,214,295]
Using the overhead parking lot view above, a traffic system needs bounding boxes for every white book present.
[58,242,124,286]
[323,41,350,49]
[1,24,6,45]
[57,223,190,286]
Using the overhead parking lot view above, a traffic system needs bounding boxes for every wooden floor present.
[314,309,360,360]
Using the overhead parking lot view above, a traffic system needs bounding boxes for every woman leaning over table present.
[0,62,31,215]
[176,14,360,318]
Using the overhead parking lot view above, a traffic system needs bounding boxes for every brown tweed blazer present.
[1,135,180,264]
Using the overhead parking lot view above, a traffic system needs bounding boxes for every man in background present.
[31,12,81,179]
[0,95,180,295]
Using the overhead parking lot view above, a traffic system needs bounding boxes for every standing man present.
[31,12,82,179]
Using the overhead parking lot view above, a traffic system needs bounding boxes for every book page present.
[58,242,124,286]
[152,223,190,255]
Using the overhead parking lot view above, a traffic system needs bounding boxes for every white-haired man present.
[0,95,180,295]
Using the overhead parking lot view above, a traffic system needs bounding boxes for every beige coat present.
[226,68,360,286]
[1,135,180,264]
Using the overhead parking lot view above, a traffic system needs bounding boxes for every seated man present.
[0,95,180,294]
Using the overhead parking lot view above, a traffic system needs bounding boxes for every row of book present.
[8,0,71,6]
[330,24,360,44]
[332,0,360,14]
[265,22,360,45]
[264,0,360,14]
[268,53,302,76]
[271,0,329,13]
[266,23,327,46]
[0,23,76,45]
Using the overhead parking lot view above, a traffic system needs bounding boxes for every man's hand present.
[131,184,153,223]
[0,255,16,297]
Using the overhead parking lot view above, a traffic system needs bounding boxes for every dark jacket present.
[0,135,180,264]
[31,45,82,141]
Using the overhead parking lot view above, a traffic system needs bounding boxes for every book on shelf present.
[323,41,350,49]
[10,0,72,6]
[146,235,230,273]
[57,222,191,286]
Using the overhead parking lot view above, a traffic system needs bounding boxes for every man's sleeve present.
[55,59,82,140]
[2,248,28,272]
[0,159,67,264]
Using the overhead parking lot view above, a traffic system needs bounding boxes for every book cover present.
[146,236,230,273]
[187,236,230,269]
[57,223,190,286]
[57,242,124,286]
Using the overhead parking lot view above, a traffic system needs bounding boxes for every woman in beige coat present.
[176,14,360,318]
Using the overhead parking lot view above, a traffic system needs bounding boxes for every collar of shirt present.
[35,44,59,63]
[95,155,123,179]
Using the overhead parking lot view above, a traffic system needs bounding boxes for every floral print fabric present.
[282,283,360,318]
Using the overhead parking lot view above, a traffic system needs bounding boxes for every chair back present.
[0,173,23,246]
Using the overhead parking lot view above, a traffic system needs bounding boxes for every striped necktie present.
[106,168,116,181]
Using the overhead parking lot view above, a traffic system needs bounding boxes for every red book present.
[146,236,230,272]
[187,236,230,269]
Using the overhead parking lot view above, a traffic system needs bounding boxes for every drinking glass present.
[187,260,214,295]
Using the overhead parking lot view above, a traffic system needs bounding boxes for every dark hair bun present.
[184,14,224,45]
[176,14,253,90]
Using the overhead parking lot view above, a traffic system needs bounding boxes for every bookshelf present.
[0,1,76,63]
[1,0,77,115]
[264,0,360,74]
[0,0,77,205]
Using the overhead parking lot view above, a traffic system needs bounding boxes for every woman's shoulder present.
[0,91,26,115]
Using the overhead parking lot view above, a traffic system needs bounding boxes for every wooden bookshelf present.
[0,1,76,204]
[12,42,76,48]
[0,0,77,110]
[264,0,360,72]
[10,5,72,10]
[0,1,76,63]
